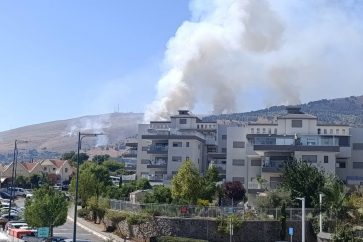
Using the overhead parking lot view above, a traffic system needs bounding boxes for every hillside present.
[2,95,363,162]
[204,95,363,126]
[0,112,143,162]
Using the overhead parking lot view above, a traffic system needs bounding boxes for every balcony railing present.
[247,182,262,190]
[147,146,168,154]
[262,161,284,173]
[147,163,167,169]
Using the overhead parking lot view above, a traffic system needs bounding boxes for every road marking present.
[54,232,92,236]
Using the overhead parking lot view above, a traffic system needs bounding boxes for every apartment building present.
[137,107,363,188]
[226,106,361,190]
[136,110,223,182]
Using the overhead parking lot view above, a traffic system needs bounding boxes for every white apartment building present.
[136,107,363,188]
[226,106,362,191]
[136,110,223,182]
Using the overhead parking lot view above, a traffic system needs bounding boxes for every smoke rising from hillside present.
[144,0,363,121]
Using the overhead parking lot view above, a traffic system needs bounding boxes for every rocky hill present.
[0,112,143,162]
[204,95,363,126]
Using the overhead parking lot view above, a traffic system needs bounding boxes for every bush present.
[126,213,151,225]
[78,208,90,219]
[153,236,208,242]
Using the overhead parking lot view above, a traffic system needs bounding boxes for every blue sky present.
[0,0,190,131]
[1,0,363,131]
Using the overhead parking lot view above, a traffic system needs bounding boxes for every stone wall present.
[107,216,316,242]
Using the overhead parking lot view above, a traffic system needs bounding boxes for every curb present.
[67,215,110,241]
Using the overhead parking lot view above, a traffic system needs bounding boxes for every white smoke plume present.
[145,0,363,121]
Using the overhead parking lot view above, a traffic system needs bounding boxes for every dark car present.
[0,191,15,200]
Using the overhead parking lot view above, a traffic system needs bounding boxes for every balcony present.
[262,161,284,173]
[122,149,137,158]
[147,145,168,154]
[147,163,167,169]
[247,182,262,190]
[254,145,339,152]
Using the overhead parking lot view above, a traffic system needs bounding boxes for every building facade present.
[137,107,363,187]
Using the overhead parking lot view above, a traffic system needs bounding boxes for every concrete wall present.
[110,216,316,242]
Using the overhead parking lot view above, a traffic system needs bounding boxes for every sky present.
[1,0,363,131]
[0,0,190,131]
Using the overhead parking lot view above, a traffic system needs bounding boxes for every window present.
[179,118,187,124]
[336,129,340,135]
[339,137,350,147]
[251,128,254,134]
[186,142,190,147]
[302,155,317,163]
[262,128,266,134]
[142,146,148,151]
[173,142,182,147]
[233,141,245,148]
[353,143,363,150]
[324,129,327,134]
[353,162,363,169]
[251,159,262,166]
[186,156,190,161]
[232,177,245,184]
[291,120,303,128]
[336,161,346,168]
[274,128,277,134]
[53,167,56,171]
[65,168,68,173]
[141,159,150,164]
[324,156,329,163]
[232,159,245,166]
[172,156,182,162]
[257,128,260,134]
[342,129,346,135]
[222,135,227,140]
[43,167,47,171]
[330,129,333,134]
[221,148,227,153]
[268,128,271,134]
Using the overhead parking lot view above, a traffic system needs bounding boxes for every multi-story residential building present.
[136,110,223,183]
[226,106,359,190]
[137,107,363,188]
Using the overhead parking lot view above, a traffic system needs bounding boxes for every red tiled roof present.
[50,159,66,168]
[21,162,38,172]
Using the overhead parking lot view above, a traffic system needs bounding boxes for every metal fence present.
[109,199,315,220]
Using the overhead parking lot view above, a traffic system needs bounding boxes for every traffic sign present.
[288,227,294,236]
[37,227,49,238]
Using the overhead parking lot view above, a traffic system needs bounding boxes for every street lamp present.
[319,193,324,233]
[73,132,105,242]
[8,139,28,219]
[296,197,305,242]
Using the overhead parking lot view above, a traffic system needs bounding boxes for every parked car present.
[7,187,28,197]
[0,191,15,200]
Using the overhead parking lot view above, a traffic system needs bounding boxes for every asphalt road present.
[12,198,104,242]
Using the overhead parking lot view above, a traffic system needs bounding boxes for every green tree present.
[256,188,292,209]
[102,160,125,175]
[70,162,112,207]
[205,165,220,183]
[29,174,42,188]
[92,154,111,164]
[15,175,29,188]
[171,159,201,204]
[24,186,68,237]
[281,159,325,208]
[135,178,152,190]
[143,185,172,204]
[61,151,89,166]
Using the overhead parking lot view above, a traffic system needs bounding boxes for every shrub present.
[78,208,90,219]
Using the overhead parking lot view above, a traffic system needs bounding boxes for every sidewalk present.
[67,206,132,242]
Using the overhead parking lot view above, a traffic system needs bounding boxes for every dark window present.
[65,168,68,173]
[339,136,350,147]
[173,142,182,147]
[141,159,150,164]
[186,142,190,147]
[336,161,346,168]
[172,156,182,162]
[232,177,244,184]
[179,118,187,124]
[353,143,363,150]
[186,156,190,161]
[232,159,245,166]
[353,162,363,169]
[251,159,262,166]
[302,155,317,163]
[222,135,227,140]
[233,141,245,148]
[222,148,227,153]
[291,120,303,128]
[324,156,329,163]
